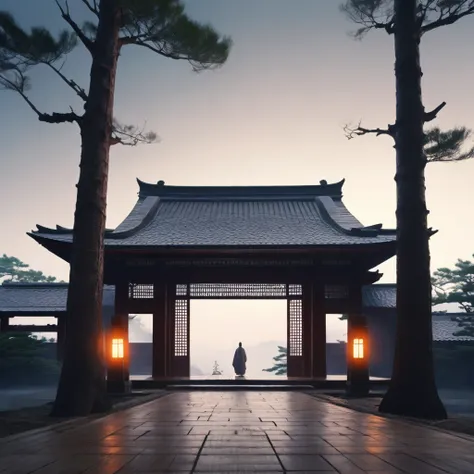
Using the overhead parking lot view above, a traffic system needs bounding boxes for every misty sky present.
[1,1,473,348]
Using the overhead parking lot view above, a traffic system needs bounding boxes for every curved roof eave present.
[28,232,396,253]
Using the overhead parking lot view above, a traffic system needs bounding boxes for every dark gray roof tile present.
[362,284,396,309]
[0,283,114,314]
[432,313,474,342]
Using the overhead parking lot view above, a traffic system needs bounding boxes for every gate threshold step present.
[166,384,315,391]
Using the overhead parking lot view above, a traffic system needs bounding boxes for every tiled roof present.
[362,284,396,309]
[30,179,396,249]
[363,284,474,342]
[0,283,114,314]
[432,313,474,342]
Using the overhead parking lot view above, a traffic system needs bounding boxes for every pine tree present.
[1,1,231,416]
[432,256,474,338]
[341,0,474,419]
[0,254,60,283]
[263,346,287,376]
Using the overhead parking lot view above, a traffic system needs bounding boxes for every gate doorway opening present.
[326,313,347,376]
[167,283,313,379]
[190,299,287,379]
[128,313,152,377]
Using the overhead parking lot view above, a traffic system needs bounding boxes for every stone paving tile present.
[1,391,474,473]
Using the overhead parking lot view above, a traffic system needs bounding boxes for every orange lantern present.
[352,337,364,359]
[111,338,124,359]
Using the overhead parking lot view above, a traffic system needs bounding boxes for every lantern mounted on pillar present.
[111,338,124,359]
[352,337,364,359]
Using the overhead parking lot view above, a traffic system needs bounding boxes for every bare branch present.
[55,0,95,54]
[43,61,88,101]
[1,71,80,124]
[80,0,99,17]
[342,0,474,38]
[344,121,396,140]
[340,1,395,38]
[110,119,159,147]
[1,66,81,124]
[424,101,446,122]
[422,3,474,34]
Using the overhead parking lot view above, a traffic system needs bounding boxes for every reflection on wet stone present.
[0,391,474,473]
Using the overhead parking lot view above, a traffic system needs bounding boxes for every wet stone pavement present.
[0,391,473,473]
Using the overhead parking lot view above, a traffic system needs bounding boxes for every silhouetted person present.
[232,342,247,376]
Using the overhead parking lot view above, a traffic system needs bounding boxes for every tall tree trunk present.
[378,0,446,420]
[51,0,120,417]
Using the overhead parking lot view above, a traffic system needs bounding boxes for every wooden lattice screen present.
[174,300,188,357]
[170,287,190,377]
[128,283,154,299]
[288,299,303,357]
[324,285,349,300]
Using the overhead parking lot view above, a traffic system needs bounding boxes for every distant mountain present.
[190,365,204,376]
[129,316,152,342]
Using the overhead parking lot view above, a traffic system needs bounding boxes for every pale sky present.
[1,1,473,349]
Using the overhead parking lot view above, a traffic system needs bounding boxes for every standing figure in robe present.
[232,342,247,376]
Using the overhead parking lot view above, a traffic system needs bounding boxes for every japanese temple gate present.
[28,178,397,392]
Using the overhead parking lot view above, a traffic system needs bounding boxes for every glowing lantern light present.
[111,338,124,359]
[353,337,364,359]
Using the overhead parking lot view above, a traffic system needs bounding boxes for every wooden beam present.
[106,265,381,286]
[8,325,58,332]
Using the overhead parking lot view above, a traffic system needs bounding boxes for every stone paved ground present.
[1,391,474,473]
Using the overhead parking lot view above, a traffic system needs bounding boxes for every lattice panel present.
[288,299,303,356]
[325,285,349,300]
[176,284,188,296]
[174,300,188,356]
[128,283,154,299]
[288,284,303,296]
[189,283,288,298]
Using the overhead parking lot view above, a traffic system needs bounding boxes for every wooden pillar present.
[106,281,131,393]
[346,284,369,396]
[166,285,176,377]
[311,283,327,378]
[56,314,66,361]
[152,282,167,378]
[302,284,313,377]
[0,316,10,332]
[166,284,190,378]
[287,292,304,377]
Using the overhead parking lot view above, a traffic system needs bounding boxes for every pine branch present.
[55,0,95,54]
[344,122,396,140]
[118,7,231,72]
[120,37,186,61]
[424,127,474,163]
